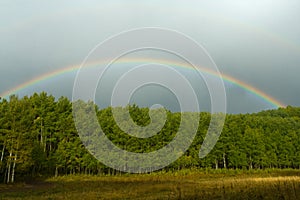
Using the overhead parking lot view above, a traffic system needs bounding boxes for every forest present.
[0,92,300,183]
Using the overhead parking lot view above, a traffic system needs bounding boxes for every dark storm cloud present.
[0,0,299,113]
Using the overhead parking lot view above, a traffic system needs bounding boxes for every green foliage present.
[0,92,300,182]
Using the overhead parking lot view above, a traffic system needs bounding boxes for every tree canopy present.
[0,92,299,182]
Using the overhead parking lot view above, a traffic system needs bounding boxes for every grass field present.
[1,169,300,199]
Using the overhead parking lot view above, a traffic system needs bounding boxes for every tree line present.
[0,92,299,183]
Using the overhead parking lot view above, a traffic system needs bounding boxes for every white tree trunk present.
[223,152,227,169]
[0,144,5,163]
[249,156,253,169]
[55,166,58,177]
[7,150,12,183]
[11,153,17,183]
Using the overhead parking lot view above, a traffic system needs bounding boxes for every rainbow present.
[0,58,286,108]
[3,5,299,55]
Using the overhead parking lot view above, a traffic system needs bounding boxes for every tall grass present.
[1,169,300,199]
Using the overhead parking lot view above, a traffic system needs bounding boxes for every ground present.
[1,169,300,199]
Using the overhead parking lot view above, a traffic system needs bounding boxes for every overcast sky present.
[0,0,299,113]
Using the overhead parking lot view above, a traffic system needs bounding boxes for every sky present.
[0,0,299,113]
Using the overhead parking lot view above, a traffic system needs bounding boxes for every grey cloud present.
[1,0,299,113]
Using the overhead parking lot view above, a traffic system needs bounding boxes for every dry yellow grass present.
[1,170,300,199]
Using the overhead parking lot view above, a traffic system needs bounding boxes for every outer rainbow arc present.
[3,5,300,54]
[0,58,286,108]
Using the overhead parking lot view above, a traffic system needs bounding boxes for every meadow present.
[1,169,300,200]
